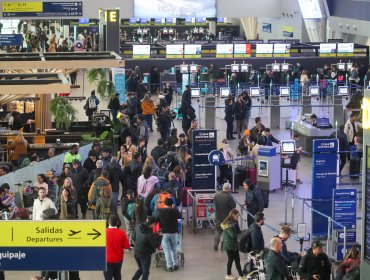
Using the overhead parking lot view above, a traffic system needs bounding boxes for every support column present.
[35,94,52,132]
[99,8,120,54]
[240,17,258,40]
[303,19,326,42]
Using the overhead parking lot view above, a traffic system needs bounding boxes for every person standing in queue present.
[104,215,130,280]
[265,237,290,280]
[132,216,162,280]
[224,95,235,141]
[214,182,236,251]
[242,179,264,226]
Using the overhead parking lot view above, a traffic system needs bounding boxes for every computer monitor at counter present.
[281,140,296,154]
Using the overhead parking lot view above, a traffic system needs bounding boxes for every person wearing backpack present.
[150,188,175,214]
[137,166,159,199]
[88,170,112,217]
[121,189,136,247]
[164,172,182,207]
[242,179,264,226]
[83,90,100,121]
[221,208,246,280]
[95,186,115,222]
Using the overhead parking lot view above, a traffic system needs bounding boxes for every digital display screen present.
[184,44,202,55]
[273,43,290,54]
[337,63,346,71]
[234,44,252,54]
[216,44,233,54]
[280,87,290,96]
[338,43,354,53]
[220,88,230,97]
[196,17,206,23]
[166,44,184,55]
[231,64,239,72]
[338,86,349,95]
[191,88,200,97]
[281,141,295,154]
[133,45,151,55]
[189,65,198,72]
[166,17,176,24]
[79,18,89,24]
[134,0,216,17]
[140,18,150,24]
[129,18,139,24]
[154,18,165,24]
[180,65,188,73]
[320,43,337,54]
[185,17,195,24]
[217,17,226,23]
[240,64,249,72]
[310,86,320,95]
[250,87,260,96]
[281,64,289,71]
[272,64,280,71]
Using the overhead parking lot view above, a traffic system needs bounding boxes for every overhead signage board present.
[234,43,251,58]
[166,44,184,58]
[0,34,23,46]
[320,43,337,57]
[216,44,233,58]
[256,43,273,57]
[184,44,201,58]
[3,2,83,17]
[0,220,106,270]
[133,45,150,59]
[274,43,291,57]
[337,43,354,57]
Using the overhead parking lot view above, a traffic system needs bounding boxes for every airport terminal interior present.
[0,0,370,279]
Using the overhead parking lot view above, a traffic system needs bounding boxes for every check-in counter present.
[291,120,335,154]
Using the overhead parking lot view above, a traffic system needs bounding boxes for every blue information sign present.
[332,189,357,230]
[192,130,217,189]
[0,34,23,46]
[3,2,83,18]
[337,230,356,243]
[312,139,338,237]
[208,150,225,166]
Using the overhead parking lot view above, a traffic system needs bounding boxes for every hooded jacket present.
[249,222,264,251]
[221,221,240,251]
[214,191,236,226]
[134,223,162,256]
[137,175,159,198]
[141,99,155,115]
[298,248,331,280]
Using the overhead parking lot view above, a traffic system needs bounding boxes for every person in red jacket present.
[104,215,130,280]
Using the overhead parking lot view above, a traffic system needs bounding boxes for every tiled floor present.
[3,71,362,279]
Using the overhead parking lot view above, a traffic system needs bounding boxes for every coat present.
[214,191,236,226]
[249,222,264,251]
[298,249,331,280]
[265,249,289,280]
[221,221,240,251]
[344,119,361,143]
[141,99,155,115]
[134,223,162,256]
[245,185,264,214]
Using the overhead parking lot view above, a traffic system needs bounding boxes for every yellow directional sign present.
[0,220,106,247]
[3,2,43,12]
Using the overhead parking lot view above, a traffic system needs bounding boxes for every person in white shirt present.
[32,187,57,221]
[344,112,362,146]
[77,32,85,42]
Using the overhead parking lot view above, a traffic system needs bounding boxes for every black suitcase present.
[349,157,361,179]
[234,166,246,189]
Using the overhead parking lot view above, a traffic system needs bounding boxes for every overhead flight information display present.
[2,2,82,17]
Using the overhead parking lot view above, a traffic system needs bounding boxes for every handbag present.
[342,266,360,280]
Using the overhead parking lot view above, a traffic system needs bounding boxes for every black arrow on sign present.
[87,229,101,240]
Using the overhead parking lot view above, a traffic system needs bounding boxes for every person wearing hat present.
[237,129,252,155]
[64,144,81,165]
[298,240,331,280]
[67,159,89,219]
[214,182,237,251]
[154,197,182,272]
[83,90,100,121]
[132,216,162,280]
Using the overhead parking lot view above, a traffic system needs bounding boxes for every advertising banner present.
[234,43,251,58]
[312,139,338,237]
[133,45,150,59]
[112,68,126,104]
[256,43,273,58]
[166,44,184,58]
[3,2,83,17]
[216,44,233,58]
[332,189,357,230]
[283,25,294,37]
[337,43,354,57]
[273,43,291,57]
[320,43,337,57]
[262,23,272,33]
[184,44,202,58]
[192,130,217,189]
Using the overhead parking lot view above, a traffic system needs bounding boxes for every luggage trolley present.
[154,219,185,268]
[192,193,216,233]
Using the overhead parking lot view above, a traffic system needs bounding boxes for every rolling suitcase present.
[246,168,257,184]
[182,187,193,207]
[234,166,246,189]
[349,157,361,180]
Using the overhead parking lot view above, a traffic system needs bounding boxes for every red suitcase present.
[182,187,193,207]
[246,168,257,184]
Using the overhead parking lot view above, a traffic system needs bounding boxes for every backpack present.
[167,180,182,206]
[89,179,107,207]
[99,198,112,220]
[238,229,252,253]
[156,193,172,209]
[126,202,136,219]
[88,96,97,109]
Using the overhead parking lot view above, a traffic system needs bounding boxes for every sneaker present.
[173,265,179,271]
[165,267,173,272]
[225,275,237,280]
